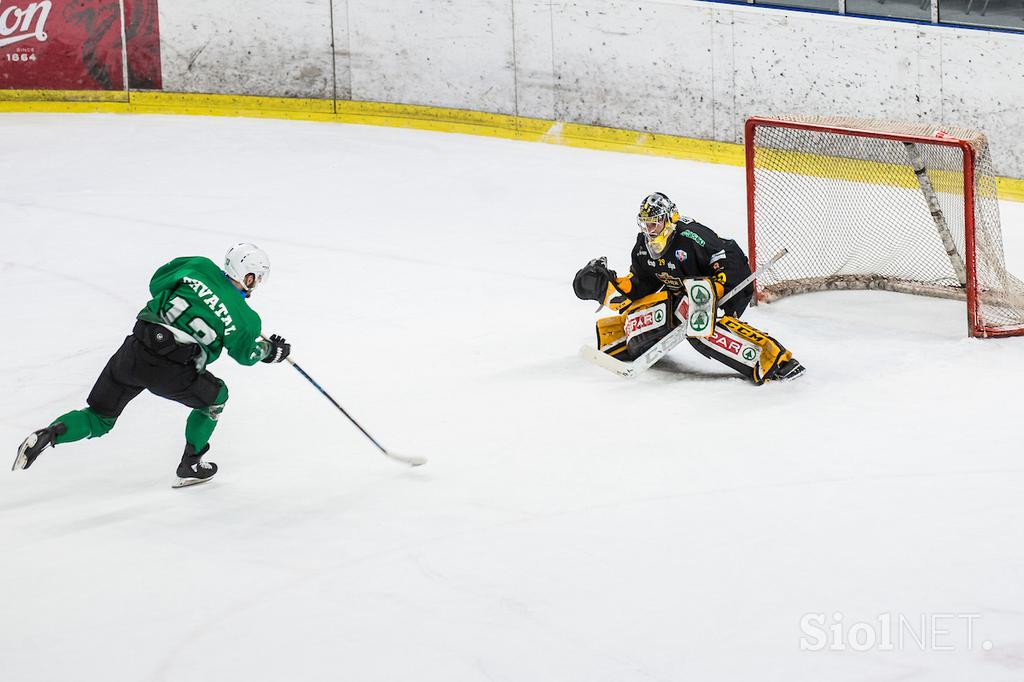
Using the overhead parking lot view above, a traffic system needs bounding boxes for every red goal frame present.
[741,116,1002,337]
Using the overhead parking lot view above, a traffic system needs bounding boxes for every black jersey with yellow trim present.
[628,217,752,300]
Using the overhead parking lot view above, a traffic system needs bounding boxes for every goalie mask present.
[637,192,679,258]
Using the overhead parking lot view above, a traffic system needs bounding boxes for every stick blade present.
[385,451,428,467]
[579,344,635,377]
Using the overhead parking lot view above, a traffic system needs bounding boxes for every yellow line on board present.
[997,177,1024,203]
[130,91,336,120]
[0,89,1020,201]
[0,89,128,103]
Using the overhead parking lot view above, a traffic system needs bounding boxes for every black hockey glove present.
[573,257,616,302]
[261,334,291,364]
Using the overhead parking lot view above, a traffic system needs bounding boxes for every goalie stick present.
[279,352,427,467]
[579,249,789,378]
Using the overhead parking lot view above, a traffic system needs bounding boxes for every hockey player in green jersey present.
[12,243,291,487]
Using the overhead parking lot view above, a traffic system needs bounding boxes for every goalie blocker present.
[574,192,805,384]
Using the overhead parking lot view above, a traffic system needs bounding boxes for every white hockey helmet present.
[224,242,271,294]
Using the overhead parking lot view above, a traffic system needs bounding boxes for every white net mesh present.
[748,116,1024,337]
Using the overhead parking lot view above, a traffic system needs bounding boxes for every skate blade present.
[11,434,37,472]
[775,364,807,382]
[172,475,214,489]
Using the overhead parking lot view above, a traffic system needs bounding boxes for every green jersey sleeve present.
[225,311,268,366]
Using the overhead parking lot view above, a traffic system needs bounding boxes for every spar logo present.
[689,310,709,332]
[0,1,50,49]
[708,331,743,356]
[624,304,666,339]
[690,284,711,306]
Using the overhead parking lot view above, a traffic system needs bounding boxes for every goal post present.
[744,115,1024,338]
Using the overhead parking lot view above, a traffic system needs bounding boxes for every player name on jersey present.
[181,276,238,336]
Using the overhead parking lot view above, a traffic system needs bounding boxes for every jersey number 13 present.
[162,296,218,345]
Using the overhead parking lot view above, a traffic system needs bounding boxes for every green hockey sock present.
[184,383,229,452]
[52,408,116,444]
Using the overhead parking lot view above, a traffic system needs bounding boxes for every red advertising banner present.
[0,0,161,91]
[125,0,160,89]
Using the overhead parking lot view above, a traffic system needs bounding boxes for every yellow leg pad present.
[718,316,791,384]
[624,290,669,315]
[597,292,674,357]
[596,314,627,354]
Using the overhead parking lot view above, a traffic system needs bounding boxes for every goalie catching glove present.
[572,257,633,311]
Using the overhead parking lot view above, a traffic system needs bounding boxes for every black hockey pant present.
[52,321,228,450]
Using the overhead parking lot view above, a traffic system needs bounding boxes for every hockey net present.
[745,116,1024,337]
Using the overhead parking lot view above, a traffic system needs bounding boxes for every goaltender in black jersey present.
[573,192,805,384]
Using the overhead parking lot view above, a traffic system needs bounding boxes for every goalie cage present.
[745,115,1024,338]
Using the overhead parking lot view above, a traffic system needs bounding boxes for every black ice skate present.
[770,357,806,382]
[12,423,68,471]
[173,443,218,488]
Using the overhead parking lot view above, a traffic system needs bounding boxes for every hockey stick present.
[281,354,427,467]
[579,248,789,378]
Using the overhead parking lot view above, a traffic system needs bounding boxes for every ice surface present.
[2,114,1024,682]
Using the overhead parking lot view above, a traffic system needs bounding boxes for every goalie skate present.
[769,357,806,382]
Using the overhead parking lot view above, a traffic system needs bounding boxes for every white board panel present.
[711,8,736,144]
[346,0,516,113]
[941,31,1024,178]
[333,0,352,100]
[513,0,556,120]
[159,0,334,99]
[915,30,943,125]
[549,0,715,138]
[731,12,937,138]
